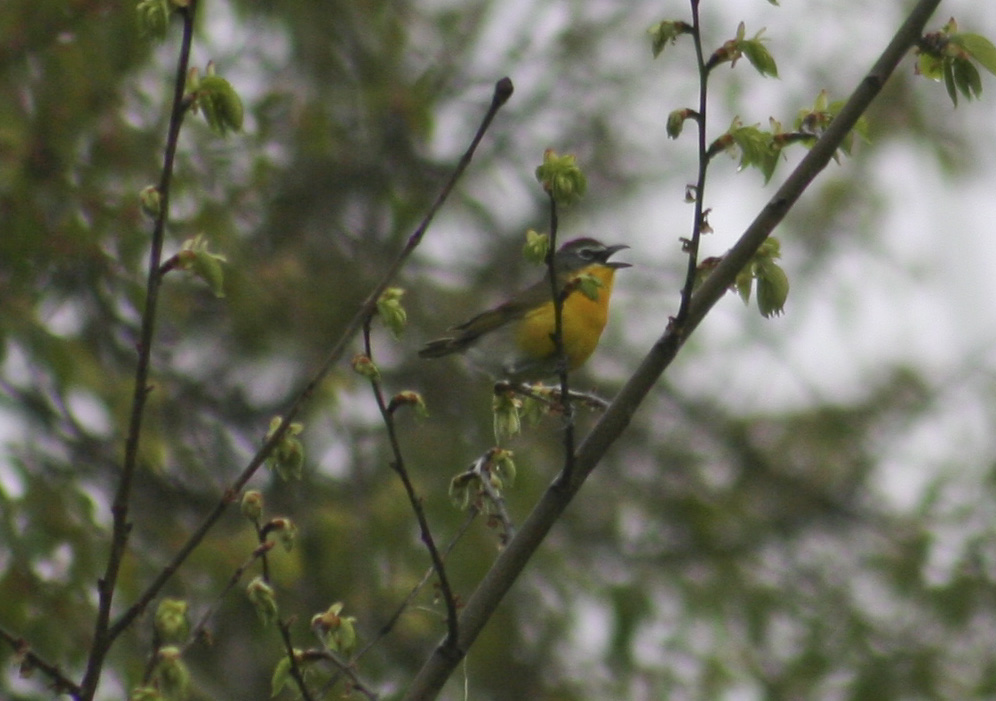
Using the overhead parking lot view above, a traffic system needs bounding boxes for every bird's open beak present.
[604,244,632,269]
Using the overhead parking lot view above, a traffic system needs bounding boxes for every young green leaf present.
[176,234,227,297]
[523,230,550,264]
[247,577,278,626]
[136,0,173,39]
[493,390,522,442]
[377,287,407,338]
[535,149,587,206]
[667,108,696,139]
[741,36,779,78]
[264,417,306,481]
[648,20,692,58]
[943,59,958,105]
[152,648,190,700]
[729,123,779,182]
[953,57,982,100]
[271,657,293,698]
[575,273,604,302]
[917,51,945,81]
[735,268,753,304]
[756,261,789,317]
[196,75,244,135]
[950,33,996,76]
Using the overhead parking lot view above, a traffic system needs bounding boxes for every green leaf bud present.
[575,273,604,302]
[491,448,516,489]
[351,353,380,380]
[376,287,407,338]
[241,490,264,521]
[311,602,358,656]
[139,185,162,219]
[270,657,293,698]
[666,108,693,139]
[449,472,475,511]
[152,647,190,700]
[648,20,692,58]
[154,598,190,644]
[136,0,173,40]
[492,391,522,442]
[535,149,587,206]
[177,234,227,297]
[195,75,244,135]
[523,230,550,264]
[264,517,297,552]
[756,261,789,318]
[129,686,163,701]
[264,417,306,481]
[247,577,278,626]
[387,390,428,417]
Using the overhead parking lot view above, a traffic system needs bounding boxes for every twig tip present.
[494,77,514,105]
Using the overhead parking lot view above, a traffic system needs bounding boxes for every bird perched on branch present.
[419,237,630,381]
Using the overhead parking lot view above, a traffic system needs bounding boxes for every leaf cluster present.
[916,18,996,105]
[534,149,587,206]
[187,67,244,135]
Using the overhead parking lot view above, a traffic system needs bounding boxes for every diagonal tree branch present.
[402,0,941,697]
[0,623,81,697]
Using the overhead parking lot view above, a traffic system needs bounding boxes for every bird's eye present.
[578,247,597,260]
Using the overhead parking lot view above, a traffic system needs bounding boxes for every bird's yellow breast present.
[514,265,618,371]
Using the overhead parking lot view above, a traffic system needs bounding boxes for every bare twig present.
[496,381,610,412]
[357,512,476,660]
[0,623,81,697]
[675,0,710,325]
[79,5,199,699]
[402,1,941,697]
[361,316,460,648]
[542,193,577,487]
[181,541,275,656]
[305,648,380,701]
[278,619,317,701]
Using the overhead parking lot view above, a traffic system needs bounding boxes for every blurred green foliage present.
[1,1,996,699]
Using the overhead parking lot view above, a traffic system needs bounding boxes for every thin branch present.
[79,5,198,699]
[543,193,576,487]
[101,77,512,650]
[675,0,710,324]
[0,623,81,698]
[357,512,476,659]
[305,649,380,701]
[470,451,516,545]
[496,381,610,412]
[361,316,460,648]
[401,1,941,697]
[278,619,317,701]
[180,541,275,656]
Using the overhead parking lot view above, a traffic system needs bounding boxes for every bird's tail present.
[418,338,463,358]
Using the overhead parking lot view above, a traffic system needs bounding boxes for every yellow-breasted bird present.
[419,238,630,381]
